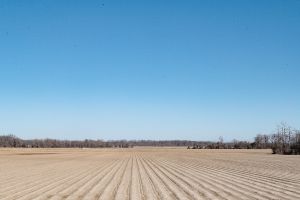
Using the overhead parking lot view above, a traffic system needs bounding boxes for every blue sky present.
[0,0,300,141]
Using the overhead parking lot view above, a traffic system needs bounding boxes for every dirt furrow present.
[135,155,161,199]
[157,157,264,200]
[1,163,91,200]
[139,156,178,200]
[32,160,115,200]
[160,158,293,200]
[113,157,133,200]
[170,158,300,199]
[82,158,127,200]
[4,162,98,200]
[130,155,144,200]
[99,157,131,200]
[63,159,121,200]
[1,148,299,200]
[146,157,224,200]
[142,157,195,200]
[154,157,244,200]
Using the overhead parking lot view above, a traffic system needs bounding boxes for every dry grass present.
[0,148,300,200]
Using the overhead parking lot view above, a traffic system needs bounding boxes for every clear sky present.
[0,0,300,141]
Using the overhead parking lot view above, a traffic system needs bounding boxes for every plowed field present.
[0,148,299,200]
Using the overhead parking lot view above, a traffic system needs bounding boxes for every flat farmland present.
[0,148,300,200]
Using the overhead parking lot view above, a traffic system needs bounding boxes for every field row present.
[0,148,299,200]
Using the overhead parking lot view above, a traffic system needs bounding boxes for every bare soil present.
[0,148,299,200]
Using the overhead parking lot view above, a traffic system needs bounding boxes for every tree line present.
[0,123,299,154]
[188,122,300,155]
[0,135,212,148]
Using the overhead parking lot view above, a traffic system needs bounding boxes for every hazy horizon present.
[1,0,300,141]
